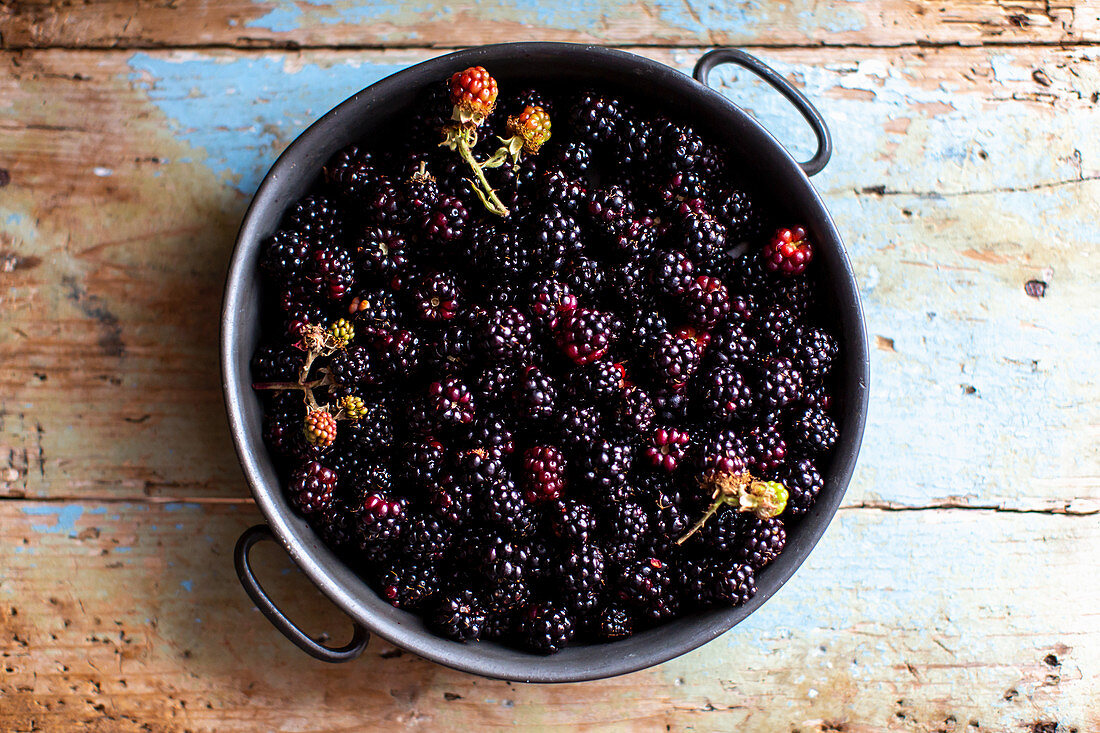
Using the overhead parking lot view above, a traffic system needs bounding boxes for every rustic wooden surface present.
[2,2,1099,730]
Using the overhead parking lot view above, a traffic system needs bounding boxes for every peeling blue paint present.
[115,547,132,553]
[162,502,203,512]
[22,504,83,535]
[127,53,408,194]
[181,580,193,592]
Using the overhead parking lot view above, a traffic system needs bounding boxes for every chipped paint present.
[21,504,83,535]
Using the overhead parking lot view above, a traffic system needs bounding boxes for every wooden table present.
[2,2,1098,730]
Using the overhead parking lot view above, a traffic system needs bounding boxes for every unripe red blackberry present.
[762,226,813,276]
[643,427,691,472]
[522,445,566,503]
[288,461,337,515]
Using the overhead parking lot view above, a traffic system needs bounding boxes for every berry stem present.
[443,126,510,217]
[675,471,788,545]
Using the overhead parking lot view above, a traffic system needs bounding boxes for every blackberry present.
[403,512,454,560]
[652,331,703,389]
[431,589,487,641]
[698,366,754,422]
[715,189,757,241]
[745,425,788,474]
[515,365,560,422]
[540,169,587,213]
[420,195,469,246]
[327,345,372,388]
[626,308,669,357]
[356,491,407,547]
[549,499,597,546]
[606,255,649,307]
[425,376,476,428]
[483,479,538,538]
[412,271,461,323]
[659,169,707,207]
[482,611,515,640]
[251,344,304,383]
[471,362,520,407]
[401,436,445,488]
[643,427,691,472]
[304,408,338,447]
[528,280,578,327]
[646,486,693,552]
[649,249,695,297]
[341,405,394,456]
[312,499,357,548]
[694,507,743,553]
[521,604,574,654]
[756,303,804,353]
[789,407,839,455]
[361,178,403,227]
[563,256,607,302]
[767,275,816,318]
[454,447,509,491]
[675,210,728,268]
[553,139,594,177]
[288,461,337,515]
[323,145,372,187]
[559,543,607,610]
[522,445,566,503]
[580,439,634,491]
[613,115,658,171]
[586,185,635,239]
[348,288,401,336]
[610,384,655,436]
[354,227,407,285]
[567,361,625,404]
[616,556,671,611]
[479,533,531,584]
[554,308,617,366]
[481,281,521,308]
[762,227,812,276]
[462,412,516,456]
[485,578,532,614]
[793,327,838,380]
[286,194,343,240]
[651,384,690,423]
[680,274,731,328]
[528,206,583,270]
[709,562,756,606]
[402,163,441,218]
[475,306,535,364]
[472,225,531,279]
[755,356,804,416]
[380,556,442,610]
[801,380,834,413]
[310,245,356,300]
[428,472,474,525]
[602,500,649,564]
[659,122,705,172]
[421,322,475,372]
[783,457,824,517]
[569,94,621,148]
[709,320,759,371]
[370,329,420,381]
[556,403,601,449]
[694,429,748,476]
[736,517,787,568]
[595,606,633,641]
[262,230,311,280]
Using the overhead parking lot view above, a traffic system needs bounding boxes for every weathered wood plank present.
[1,0,1097,50]
[0,501,1096,731]
[2,47,1097,510]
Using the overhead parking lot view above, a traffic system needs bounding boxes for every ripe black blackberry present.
[522,445,566,503]
[361,178,403,227]
[580,439,634,491]
[567,361,625,404]
[596,606,633,641]
[694,429,748,476]
[528,280,578,327]
[553,308,617,366]
[601,500,649,565]
[659,121,705,172]
[680,274,731,328]
[793,327,838,380]
[563,255,607,302]
[327,344,372,388]
[400,436,445,488]
[768,276,816,317]
[540,168,587,213]
[559,542,606,598]
[309,244,356,300]
[421,322,475,372]
[355,492,408,548]
[323,145,373,188]
[755,356,804,417]
[659,169,707,207]
[403,511,454,560]
[475,306,535,364]
[694,507,743,553]
[744,424,788,474]
[652,331,703,389]
[606,255,649,307]
[480,281,521,308]
[340,403,394,456]
[288,461,337,515]
[411,271,461,323]
[649,249,695,297]
[736,517,787,569]
[515,365,560,422]
[586,185,635,239]
[370,328,420,382]
[262,230,312,280]
[521,603,575,654]
[424,375,476,428]
[347,288,401,336]
[285,194,343,240]
[471,362,520,408]
[312,499,357,549]
[454,447,508,492]
[789,406,839,455]
[462,411,516,456]
[401,163,441,219]
[708,320,759,371]
[626,307,669,358]
[486,578,532,614]
[610,384,655,437]
[553,139,594,177]
[431,589,487,641]
[483,479,538,538]
[569,93,622,148]
[479,533,531,585]
[428,472,475,525]
[528,206,583,270]
[783,457,824,517]
[715,189,758,241]
[616,556,672,613]
[709,561,756,606]
[380,556,442,611]
[354,226,407,285]
[674,210,728,268]
[555,403,601,449]
[420,195,469,246]
[550,499,598,546]
[756,303,804,353]
[698,366,754,423]
[472,225,531,279]
[651,384,690,423]
[251,344,304,383]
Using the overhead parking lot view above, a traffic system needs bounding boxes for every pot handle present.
[694,49,832,177]
[234,524,370,663]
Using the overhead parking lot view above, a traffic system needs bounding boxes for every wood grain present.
[1,46,1097,509]
[1,0,1097,50]
[0,501,1096,732]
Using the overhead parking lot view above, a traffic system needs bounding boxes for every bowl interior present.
[223,43,868,682]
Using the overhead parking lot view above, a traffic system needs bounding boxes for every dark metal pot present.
[222,43,869,682]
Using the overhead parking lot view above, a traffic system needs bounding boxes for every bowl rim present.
[221,41,870,682]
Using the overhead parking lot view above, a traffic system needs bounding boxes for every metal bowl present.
[222,43,869,682]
